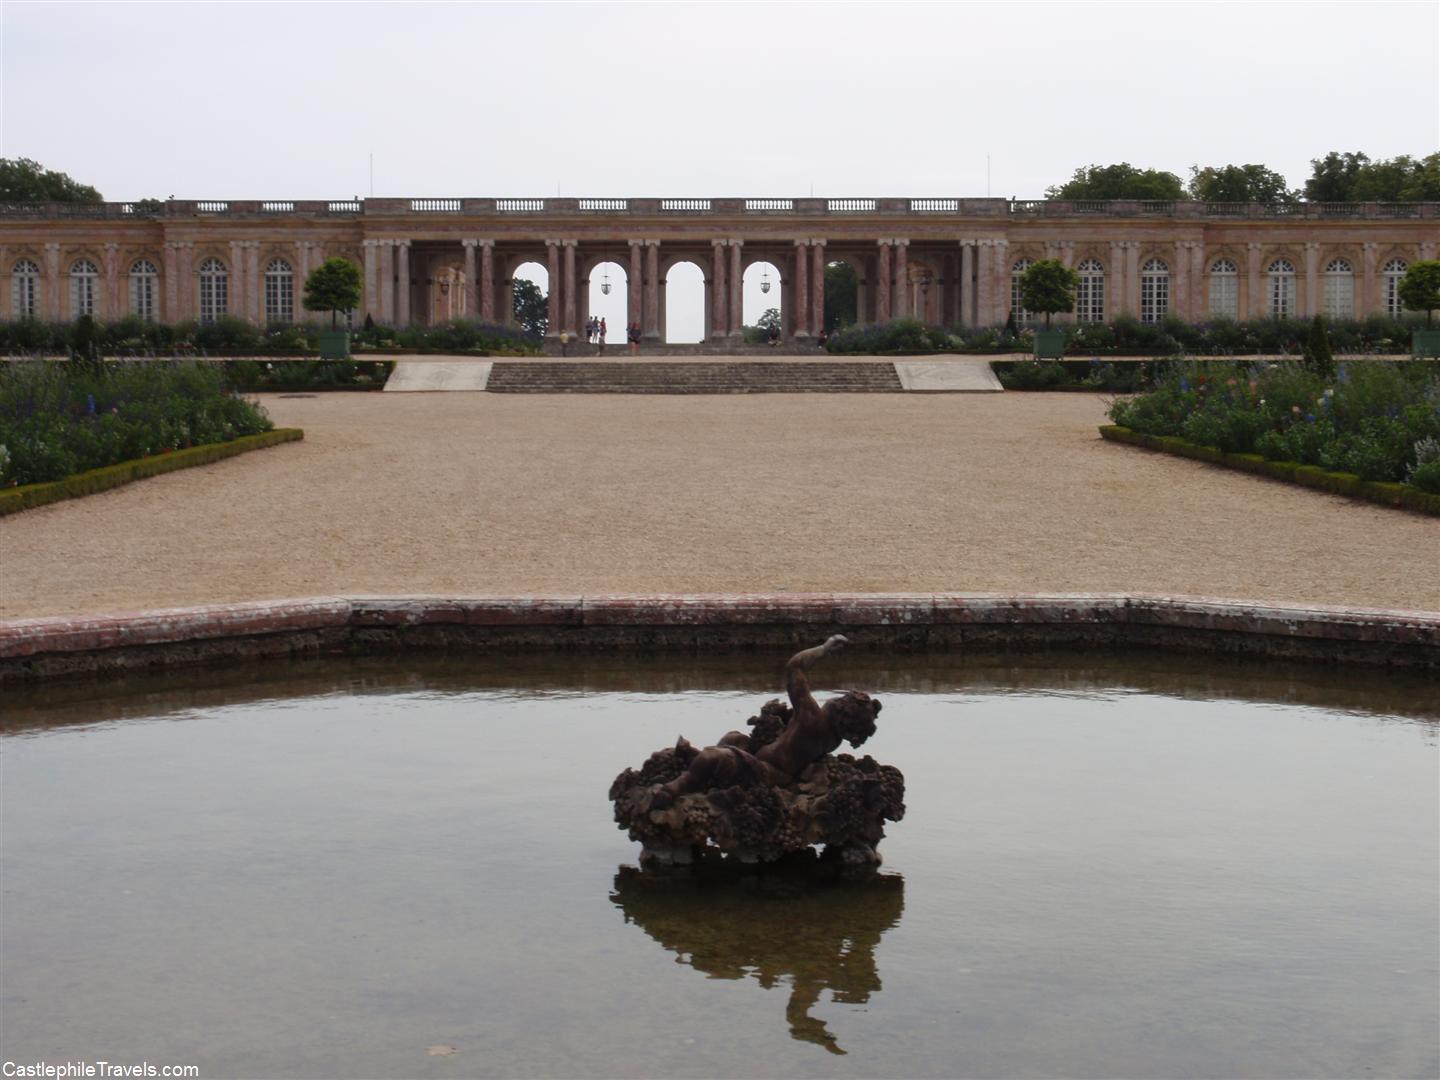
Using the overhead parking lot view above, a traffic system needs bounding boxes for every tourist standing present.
[628,322,641,355]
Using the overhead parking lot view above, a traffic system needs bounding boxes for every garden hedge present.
[1099,425,1440,516]
[0,428,303,516]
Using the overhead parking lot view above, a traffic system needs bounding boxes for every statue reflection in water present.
[610,860,905,1055]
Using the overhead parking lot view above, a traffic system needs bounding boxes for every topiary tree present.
[1018,259,1081,327]
[303,258,362,328]
[1303,315,1335,380]
[1397,260,1440,326]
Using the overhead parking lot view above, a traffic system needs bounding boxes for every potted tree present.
[1398,260,1440,358]
[303,257,362,359]
[1019,259,1080,359]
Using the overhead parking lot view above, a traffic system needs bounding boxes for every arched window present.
[198,257,228,324]
[1383,258,1408,318]
[1208,259,1239,319]
[11,259,40,319]
[264,258,294,323]
[1010,258,1034,326]
[1075,258,1105,323]
[129,260,159,322]
[1267,259,1296,318]
[1323,258,1354,319]
[70,259,99,319]
[1140,258,1169,323]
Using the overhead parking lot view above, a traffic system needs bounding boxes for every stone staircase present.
[486,361,905,394]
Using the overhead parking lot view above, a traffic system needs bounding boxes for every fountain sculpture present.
[609,636,906,867]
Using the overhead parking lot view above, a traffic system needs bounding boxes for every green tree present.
[824,261,858,331]
[1017,259,1080,327]
[1045,163,1185,201]
[512,278,548,338]
[302,258,362,328]
[1304,151,1371,201]
[1303,315,1335,380]
[0,157,103,202]
[1397,260,1440,326]
[1398,153,1440,201]
[756,308,781,333]
[1187,164,1297,204]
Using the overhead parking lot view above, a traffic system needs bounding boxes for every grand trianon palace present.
[1,196,1435,340]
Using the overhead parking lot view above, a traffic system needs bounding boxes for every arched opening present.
[742,261,782,343]
[663,261,704,343]
[824,259,860,333]
[510,260,550,339]
[586,260,629,348]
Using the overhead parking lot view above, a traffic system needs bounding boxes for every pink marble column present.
[974,242,992,326]
[396,242,412,326]
[730,241,744,337]
[810,242,825,335]
[628,242,643,332]
[229,241,247,321]
[793,241,810,336]
[545,241,561,338]
[563,240,577,336]
[959,241,974,326]
[177,244,194,321]
[380,241,396,324]
[250,244,263,323]
[875,242,891,324]
[480,242,495,322]
[1172,241,1190,320]
[892,241,908,319]
[463,241,478,319]
[362,240,378,321]
[1190,242,1206,319]
[643,241,659,341]
[710,241,727,340]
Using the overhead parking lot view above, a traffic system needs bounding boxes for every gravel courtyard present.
[2,391,1437,619]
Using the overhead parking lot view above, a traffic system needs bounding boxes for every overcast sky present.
[3,0,1436,338]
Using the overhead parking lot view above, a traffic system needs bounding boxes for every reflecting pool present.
[2,652,1436,1078]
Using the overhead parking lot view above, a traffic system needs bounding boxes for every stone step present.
[486,362,905,394]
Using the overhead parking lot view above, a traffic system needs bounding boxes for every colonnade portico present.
[2,197,1435,335]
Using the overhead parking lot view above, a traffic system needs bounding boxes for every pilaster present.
[892,240,909,319]
[1246,243,1263,321]
[562,239,577,336]
[462,240,478,320]
[43,243,61,321]
[1304,241,1320,318]
[729,240,744,338]
[103,242,120,320]
[959,241,975,326]
[1362,242,1379,317]
[380,240,396,325]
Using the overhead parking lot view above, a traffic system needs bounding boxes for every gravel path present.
[3,391,1437,619]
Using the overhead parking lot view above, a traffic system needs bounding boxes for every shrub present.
[0,360,273,486]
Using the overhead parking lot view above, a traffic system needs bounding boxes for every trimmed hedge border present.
[1099,424,1440,517]
[0,428,304,517]
[2,594,1436,683]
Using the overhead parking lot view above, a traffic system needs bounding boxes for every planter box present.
[319,330,351,359]
[1034,329,1067,359]
[1412,329,1440,358]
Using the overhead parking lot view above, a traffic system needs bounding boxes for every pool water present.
[2,652,1436,1079]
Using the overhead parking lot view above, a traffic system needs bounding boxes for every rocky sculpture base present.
[610,699,906,868]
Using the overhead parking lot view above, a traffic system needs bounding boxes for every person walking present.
[627,322,641,356]
[598,317,607,355]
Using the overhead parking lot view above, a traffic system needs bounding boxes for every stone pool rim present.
[2,593,1437,683]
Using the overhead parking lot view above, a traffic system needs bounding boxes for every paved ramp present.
[384,361,492,392]
[893,359,1004,392]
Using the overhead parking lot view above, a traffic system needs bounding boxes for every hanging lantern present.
[760,268,771,294]
[601,267,612,296]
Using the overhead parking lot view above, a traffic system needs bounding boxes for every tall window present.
[11,259,39,319]
[1323,259,1354,319]
[1010,258,1034,325]
[264,258,294,323]
[70,259,99,319]
[1208,259,1239,318]
[129,260,158,322]
[1140,258,1169,323]
[198,257,228,323]
[1075,258,1105,323]
[1383,258,1408,317]
[1267,259,1296,318]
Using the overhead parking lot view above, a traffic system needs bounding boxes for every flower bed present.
[1104,359,1440,503]
[0,360,275,487]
